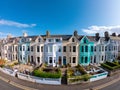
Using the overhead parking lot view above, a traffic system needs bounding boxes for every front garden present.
[67,64,109,84]
[101,61,120,70]
[67,65,91,84]
[101,61,120,76]
[0,59,5,67]
[33,67,62,78]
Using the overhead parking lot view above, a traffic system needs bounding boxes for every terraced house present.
[79,36,94,66]
[18,33,32,64]
[0,31,120,67]
[0,35,20,61]
[30,35,44,66]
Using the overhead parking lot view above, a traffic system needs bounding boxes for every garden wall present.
[101,66,120,76]
[67,72,108,85]
[0,67,61,85]
[17,72,61,85]
[90,72,108,82]
[0,68,15,76]
[108,69,120,76]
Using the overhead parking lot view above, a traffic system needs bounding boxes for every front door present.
[58,56,62,65]
[63,56,66,65]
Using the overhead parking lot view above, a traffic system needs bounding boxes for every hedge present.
[33,69,62,78]
[101,63,114,70]
[101,62,120,70]
[106,61,117,67]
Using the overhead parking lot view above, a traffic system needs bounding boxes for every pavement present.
[0,70,120,90]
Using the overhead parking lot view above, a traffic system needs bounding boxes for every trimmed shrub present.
[101,61,120,70]
[106,61,117,67]
[101,63,113,70]
[33,69,61,78]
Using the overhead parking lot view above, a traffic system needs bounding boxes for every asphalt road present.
[0,79,22,90]
[101,80,120,90]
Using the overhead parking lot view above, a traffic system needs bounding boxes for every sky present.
[0,0,120,38]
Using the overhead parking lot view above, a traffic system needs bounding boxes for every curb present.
[0,76,38,90]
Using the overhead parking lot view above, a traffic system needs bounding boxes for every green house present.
[79,36,94,66]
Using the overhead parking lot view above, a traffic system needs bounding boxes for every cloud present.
[82,25,120,36]
[0,19,36,28]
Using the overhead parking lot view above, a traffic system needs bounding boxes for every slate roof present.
[86,36,96,42]
[20,36,38,42]
[3,34,120,44]
[110,36,120,40]
[41,35,72,41]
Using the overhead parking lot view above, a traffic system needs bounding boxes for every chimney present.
[7,34,12,39]
[73,30,78,37]
[95,33,100,41]
[111,32,116,36]
[104,31,110,41]
[23,32,28,37]
[118,34,120,37]
[46,31,50,37]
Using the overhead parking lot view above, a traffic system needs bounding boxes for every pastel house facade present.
[30,36,44,66]
[0,31,120,67]
[44,32,63,67]
[79,36,94,66]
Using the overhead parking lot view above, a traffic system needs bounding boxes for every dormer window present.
[56,39,60,42]
[84,38,87,43]
[48,39,53,42]
[38,38,41,42]
[48,39,51,42]
[72,38,75,42]
[21,39,24,42]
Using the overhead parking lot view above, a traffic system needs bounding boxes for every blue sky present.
[0,0,120,38]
